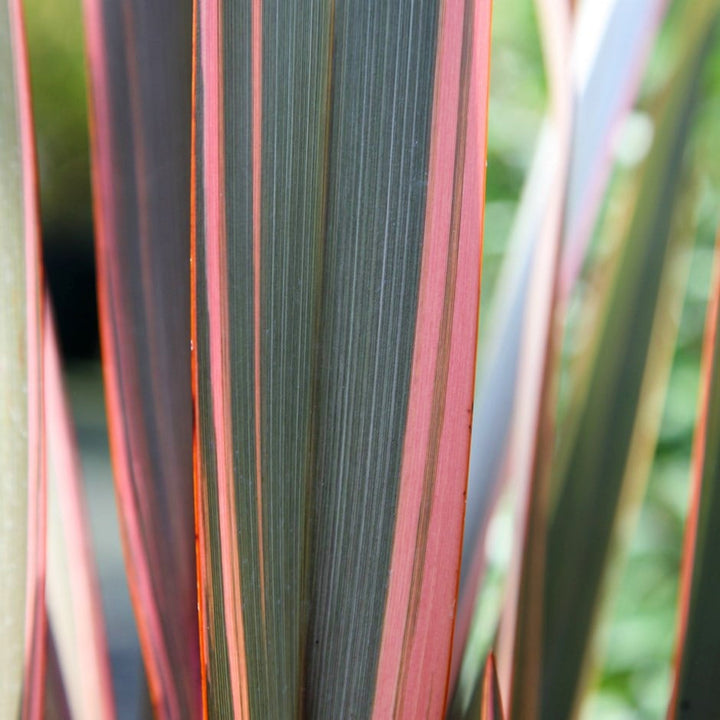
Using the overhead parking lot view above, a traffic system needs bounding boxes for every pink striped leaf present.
[44,302,115,720]
[456,1,669,671]
[82,1,199,717]
[450,652,505,720]
[192,0,491,716]
[667,11,720,703]
[0,1,45,717]
[542,9,719,718]
[669,223,720,719]
[479,654,505,720]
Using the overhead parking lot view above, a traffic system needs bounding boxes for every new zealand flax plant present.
[2,0,720,718]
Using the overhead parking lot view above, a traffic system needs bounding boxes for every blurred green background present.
[23,0,720,717]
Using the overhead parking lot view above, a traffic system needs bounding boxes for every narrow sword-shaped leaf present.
[193,0,333,715]
[668,219,720,717]
[0,1,45,717]
[82,1,199,716]
[480,654,505,720]
[455,652,506,720]
[456,1,668,675]
[453,123,553,690]
[192,0,490,716]
[367,0,490,715]
[491,3,573,715]
[308,1,489,715]
[534,0,572,114]
[495,132,568,720]
[459,0,669,598]
[44,302,115,720]
[560,0,669,292]
[44,627,71,720]
[542,9,719,718]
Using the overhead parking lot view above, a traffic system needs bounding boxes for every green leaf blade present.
[669,234,720,716]
[542,10,720,718]
[193,0,333,716]
[193,1,490,717]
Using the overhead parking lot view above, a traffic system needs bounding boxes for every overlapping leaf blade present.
[456,653,505,720]
[192,0,490,716]
[541,8,720,718]
[480,654,505,720]
[82,1,198,716]
[456,2,670,669]
[487,4,573,716]
[44,628,71,720]
[560,0,670,288]
[0,1,45,717]
[44,303,115,720]
[193,1,333,715]
[668,248,720,716]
